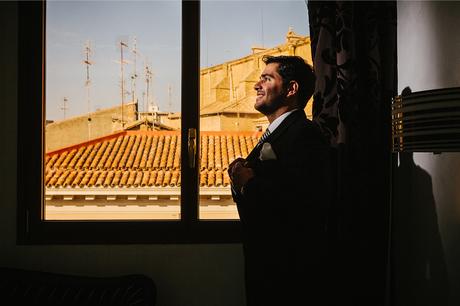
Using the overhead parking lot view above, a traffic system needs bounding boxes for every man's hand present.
[228,158,255,190]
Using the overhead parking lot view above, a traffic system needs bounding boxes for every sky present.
[46,0,310,121]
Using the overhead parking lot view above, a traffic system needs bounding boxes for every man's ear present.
[286,81,299,98]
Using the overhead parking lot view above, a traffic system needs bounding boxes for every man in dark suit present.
[229,56,330,306]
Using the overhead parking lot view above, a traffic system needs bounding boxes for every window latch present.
[188,128,197,168]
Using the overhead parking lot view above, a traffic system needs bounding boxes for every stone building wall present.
[46,103,137,152]
[199,29,313,131]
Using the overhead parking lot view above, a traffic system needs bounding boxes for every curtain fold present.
[308,2,397,305]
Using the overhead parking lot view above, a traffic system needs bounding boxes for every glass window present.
[18,0,311,243]
[45,1,182,220]
[199,0,312,219]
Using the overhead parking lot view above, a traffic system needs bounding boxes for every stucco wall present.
[199,35,312,114]
[46,103,137,151]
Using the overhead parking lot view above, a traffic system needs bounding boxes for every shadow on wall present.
[392,152,449,306]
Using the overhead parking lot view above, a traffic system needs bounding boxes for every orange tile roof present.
[45,130,262,188]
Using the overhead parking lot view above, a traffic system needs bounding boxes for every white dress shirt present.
[266,108,299,134]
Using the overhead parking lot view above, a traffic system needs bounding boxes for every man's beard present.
[255,93,286,116]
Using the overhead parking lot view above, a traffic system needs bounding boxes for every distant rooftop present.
[45,130,262,189]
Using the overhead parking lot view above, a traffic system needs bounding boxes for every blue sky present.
[46,0,309,121]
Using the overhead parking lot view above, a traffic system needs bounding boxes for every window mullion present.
[181,0,200,230]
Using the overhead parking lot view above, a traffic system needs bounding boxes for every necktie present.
[257,129,271,147]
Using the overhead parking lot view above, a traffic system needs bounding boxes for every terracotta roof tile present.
[125,135,140,169]
[134,171,143,187]
[133,135,146,169]
[45,168,55,185]
[87,170,99,187]
[207,169,215,187]
[159,135,170,169]
[46,131,262,188]
[89,142,102,169]
[215,170,223,186]
[223,171,231,186]
[119,170,129,186]
[79,170,92,187]
[111,136,127,169]
[171,170,180,187]
[95,170,107,187]
[173,139,181,169]
[63,170,77,187]
[126,170,137,187]
[103,137,117,169]
[47,169,62,187]
[104,170,115,187]
[68,146,84,169]
[47,154,58,169]
[98,139,114,169]
[111,170,122,187]
[139,136,151,169]
[153,136,163,169]
[200,170,207,187]
[200,135,208,170]
[155,170,164,186]
[83,145,97,169]
[54,151,68,168]
[71,171,85,187]
[145,136,156,168]
[147,170,157,187]
[55,169,70,187]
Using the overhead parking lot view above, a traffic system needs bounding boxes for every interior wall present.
[0,3,246,306]
[394,2,460,305]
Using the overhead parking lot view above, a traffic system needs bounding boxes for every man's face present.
[254,63,286,115]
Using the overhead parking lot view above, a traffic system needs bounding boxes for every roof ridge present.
[47,130,263,156]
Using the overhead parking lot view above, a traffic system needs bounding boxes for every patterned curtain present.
[308,2,397,305]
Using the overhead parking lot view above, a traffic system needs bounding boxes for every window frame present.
[17,0,242,244]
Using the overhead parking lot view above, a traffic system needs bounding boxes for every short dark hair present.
[262,55,315,109]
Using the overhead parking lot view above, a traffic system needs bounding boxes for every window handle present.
[188,128,197,168]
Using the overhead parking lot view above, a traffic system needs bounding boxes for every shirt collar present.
[266,109,299,133]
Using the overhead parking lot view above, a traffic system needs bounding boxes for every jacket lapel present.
[265,110,304,145]
[246,110,304,162]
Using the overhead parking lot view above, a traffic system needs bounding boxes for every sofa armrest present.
[0,267,156,306]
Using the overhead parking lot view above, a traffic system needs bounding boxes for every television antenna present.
[168,84,173,113]
[60,97,69,120]
[119,39,129,128]
[144,62,155,127]
[131,36,139,106]
[83,40,93,139]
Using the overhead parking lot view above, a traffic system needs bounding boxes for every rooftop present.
[45,130,262,189]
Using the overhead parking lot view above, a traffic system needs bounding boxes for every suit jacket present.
[232,110,331,306]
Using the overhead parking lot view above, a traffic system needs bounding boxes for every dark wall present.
[0,3,246,306]
[393,2,460,305]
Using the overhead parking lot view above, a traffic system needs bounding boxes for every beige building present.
[199,27,313,131]
[46,29,312,151]
[164,28,314,132]
[46,102,138,151]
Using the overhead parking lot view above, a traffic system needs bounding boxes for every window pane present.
[199,1,312,220]
[45,1,182,220]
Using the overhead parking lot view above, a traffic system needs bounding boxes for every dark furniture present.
[0,267,156,305]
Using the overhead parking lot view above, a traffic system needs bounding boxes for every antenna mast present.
[120,40,128,129]
[144,62,154,127]
[131,37,138,106]
[60,97,68,120]
[168,84,173,112]
[83,41,93,139]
